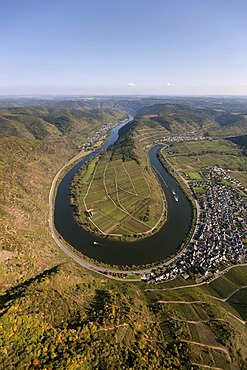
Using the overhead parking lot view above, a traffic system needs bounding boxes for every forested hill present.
[1,96,246,137]
[0,106,126,141]
[134,103,218,134]
[132,102,247,138]
[227,134,247,154]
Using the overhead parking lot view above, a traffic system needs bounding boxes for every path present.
[191,363,224,370]
[180,340,231,360]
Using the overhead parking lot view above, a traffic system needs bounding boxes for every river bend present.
[54,120,193,265]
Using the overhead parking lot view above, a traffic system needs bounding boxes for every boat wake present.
[172,189,179,201]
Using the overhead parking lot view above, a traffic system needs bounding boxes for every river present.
[54,118,193,266]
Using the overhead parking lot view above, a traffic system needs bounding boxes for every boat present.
[172,188,179,201]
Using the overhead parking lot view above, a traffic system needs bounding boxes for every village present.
[78,121,120,151]
[142,166,247,283]
[154,132,208,144]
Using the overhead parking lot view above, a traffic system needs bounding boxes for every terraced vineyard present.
[71,147,165,239]
[145,264,247,369]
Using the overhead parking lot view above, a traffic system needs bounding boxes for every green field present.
[228,170,247,190]
[71,147,165,239]
[167,139,242,156]
[161,139,247,189]
[208,265,247,299]
[144,264,247,369]
[227,287,247,321]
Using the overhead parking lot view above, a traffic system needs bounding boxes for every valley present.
[0,97,246,369]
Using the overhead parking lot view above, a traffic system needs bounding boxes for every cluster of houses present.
[154,132,208,144]
[216,166,247,196]
[78,122,118,151]
[142,167,247,283]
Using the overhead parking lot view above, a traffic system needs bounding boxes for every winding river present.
[54,118,193,266]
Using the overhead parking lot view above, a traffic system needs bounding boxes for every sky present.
[1,0,247,96]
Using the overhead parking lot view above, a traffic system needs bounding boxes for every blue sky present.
[1,0,247,95]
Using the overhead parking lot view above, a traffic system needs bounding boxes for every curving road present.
[49,155,197,280]
[48,147,143,279]
[49,159,194,279]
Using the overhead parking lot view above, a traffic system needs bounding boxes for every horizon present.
[0,93,247,99]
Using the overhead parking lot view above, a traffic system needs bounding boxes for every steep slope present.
[0,107,126,284]
[130,103,219,147]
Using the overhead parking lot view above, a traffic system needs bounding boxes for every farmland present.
[145,264,247,369]
[161,139,247,189]
[71,145,165,240]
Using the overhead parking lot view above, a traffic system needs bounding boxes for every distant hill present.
[131,103,218,143]
[132,102,247,139]
[227,134,247,155]
[1,96,247,137]
[0,106,126,141]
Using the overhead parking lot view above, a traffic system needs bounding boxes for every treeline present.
[109,133,140,164]
[227,135,247,154]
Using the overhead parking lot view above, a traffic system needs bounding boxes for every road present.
[49,158,202,280]
[48,147,144,279]
[48,131,246,282]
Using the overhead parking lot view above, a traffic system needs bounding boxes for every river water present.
[54,119,193,266]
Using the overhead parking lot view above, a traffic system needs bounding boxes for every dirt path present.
[226,285,247,301]
[146,264,247,292]
[145,281,206,292]
[191,363,224,370]
[180,340,231,360]
[157,300,206,304]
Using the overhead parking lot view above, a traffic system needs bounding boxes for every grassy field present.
[208,265,247,299]
[167,139,242,155]
[227,287,247,321]
[228,170,247,190]
[71,146,165,239]
[161,139,247,189]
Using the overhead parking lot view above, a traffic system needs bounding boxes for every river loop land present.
[53,118,193,267]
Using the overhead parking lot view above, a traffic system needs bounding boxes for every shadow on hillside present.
[0,264,62,314]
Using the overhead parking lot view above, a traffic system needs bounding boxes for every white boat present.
[174,195,179,202]
[172,189,176,195]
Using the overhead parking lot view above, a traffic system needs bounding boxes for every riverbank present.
[53,115,193,273]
